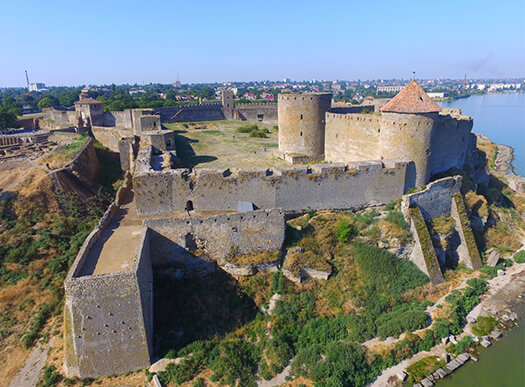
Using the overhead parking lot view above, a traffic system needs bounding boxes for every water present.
[437,302,525,387]
[439,93,525,177]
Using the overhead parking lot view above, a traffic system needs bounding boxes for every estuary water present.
[439,92,525,177]
[436,302,525,387]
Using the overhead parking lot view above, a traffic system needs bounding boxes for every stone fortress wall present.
[62,82,487,378]
[323,109,474,188]
[133,145,408,217]
[144,209,285,273]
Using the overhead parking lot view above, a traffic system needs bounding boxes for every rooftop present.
[380,81,442,114]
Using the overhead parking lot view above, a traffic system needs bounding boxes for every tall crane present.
[25,70,30,90]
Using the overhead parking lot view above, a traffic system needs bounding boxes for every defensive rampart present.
[63,174,152,378]
[133,147,408,217]
[234,102,278,122]
[65,137,101,183]
[155,104,225,123]
[144,209,285,265]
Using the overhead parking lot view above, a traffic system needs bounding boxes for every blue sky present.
[1,0,524,86]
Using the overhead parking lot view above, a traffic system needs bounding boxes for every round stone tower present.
[278,93,332,158]
[379,81,442,188]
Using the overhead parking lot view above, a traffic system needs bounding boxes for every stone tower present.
[278,93,332,158]
[379,81,442,188]
[74,95,104,128]
[222,89,234,119]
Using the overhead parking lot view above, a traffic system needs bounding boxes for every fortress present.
[59,82,486,378]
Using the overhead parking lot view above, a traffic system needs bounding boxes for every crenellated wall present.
[133,147,408,217]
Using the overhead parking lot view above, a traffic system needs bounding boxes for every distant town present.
[0,77,523,117]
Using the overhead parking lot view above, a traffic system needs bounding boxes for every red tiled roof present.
[380,81,442,113]
[74,98,102,105]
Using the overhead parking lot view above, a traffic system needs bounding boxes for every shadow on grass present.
[173,130,217,168]
[153,268,258,357]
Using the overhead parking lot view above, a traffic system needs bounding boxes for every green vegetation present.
[38,365,61,387]
[514,250,525,263]
[472,316,498,336]
[406,356,445,383]
[453,193,482,263]
[237,124,270,138]
[408,206,441,278]
[0,97,20,130]
[335,220,355,243]
[447,335,474,355]
[384,210,409,230]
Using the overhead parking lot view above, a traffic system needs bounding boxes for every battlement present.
[234,102,278,108]
[134,146,408,216]
[326,112,382,124]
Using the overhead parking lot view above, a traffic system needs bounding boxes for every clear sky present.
[1,0,524,86]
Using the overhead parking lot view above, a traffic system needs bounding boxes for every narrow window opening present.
[300,114,303,120]
[300,131,303,136]
[185,200,194,212]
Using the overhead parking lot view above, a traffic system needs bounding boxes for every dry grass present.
[464,191,489,218]
[164,121,288,169]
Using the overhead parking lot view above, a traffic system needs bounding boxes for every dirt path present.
[8,345,48,387]
[257,365,291,387]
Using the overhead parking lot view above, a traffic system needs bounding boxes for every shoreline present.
[371,250,525,387]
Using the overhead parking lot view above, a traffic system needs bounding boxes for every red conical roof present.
[380,81,442,114]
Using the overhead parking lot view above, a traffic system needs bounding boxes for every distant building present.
[377,85,405,93]
[28,82,46,92]
[427,92,448,98]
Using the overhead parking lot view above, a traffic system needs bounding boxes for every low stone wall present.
[134,147,408,217]
[91,126,132,152]
[65,137,100,183]
[234,103,278,122]
[144,209,286,264]
[401,176,462,221]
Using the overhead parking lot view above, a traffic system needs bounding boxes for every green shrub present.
[335,220,355,243]
[40,365,60,387]
[514,250,525,263]
[237,124,259,133]
[472,316,497,336]
[291,341,368,386]
[406,356,445,383]
[249,129,268,138]
[447,335,474,355]
[384,210,409,229]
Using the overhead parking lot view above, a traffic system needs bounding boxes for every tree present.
[198,86,215,100]
[0,106,18,130]
[37,96,59,109]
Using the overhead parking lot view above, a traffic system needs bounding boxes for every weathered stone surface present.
[149,358,183,373]
[487,249,501,267]
[497,269,506,276]
[490,330,502,339]
[436,368,448,378]
[421,377,434,387]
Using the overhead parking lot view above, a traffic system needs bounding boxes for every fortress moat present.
[53,82,500,378]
